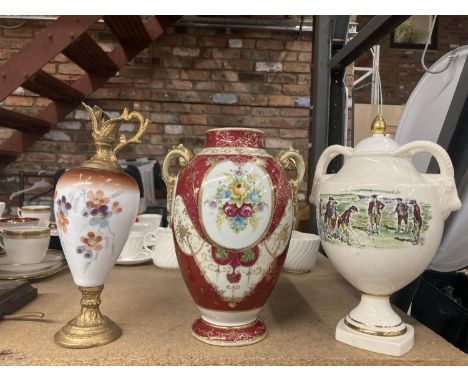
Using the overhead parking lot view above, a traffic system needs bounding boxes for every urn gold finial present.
[80,103,150,172]
[371,114,386,135]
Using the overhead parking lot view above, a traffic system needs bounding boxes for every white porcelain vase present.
[310,116,462,356]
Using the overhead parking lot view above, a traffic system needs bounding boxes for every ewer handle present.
[162,145,194,226]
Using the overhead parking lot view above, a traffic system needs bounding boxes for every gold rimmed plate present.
[0,249,67,280]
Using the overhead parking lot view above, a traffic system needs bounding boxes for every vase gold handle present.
[162,144,194,226]
[112,110,150,157]
[276,147,305,222]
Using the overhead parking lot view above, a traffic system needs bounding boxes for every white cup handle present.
[143,232,157,256]
[17,207,22,217]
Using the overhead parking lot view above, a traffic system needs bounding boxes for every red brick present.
[282,84,310,96]
[223,83,252,93]
[268,95,296,106]
[238,94,268,106]
[23,152,56,162]
[283,62,310,73]
[285,40,312,52]
[180,114,208,124]
[162,103,191,113]
[223,60,253,71]
[220,106,250,115]
[211,71,239,81]
[179,70,210,81]
[191,104,221,114]
[211,48,241,59]
[280,108,310,117]
[251,107,280,117]
[298,52,312,62]
[268,51,298,61]
[279,128,308,138]
[256,40,285,50]
[193,59,224,70]
[193,82,224,91]
[166,80,193,90]
[199,36,227,47]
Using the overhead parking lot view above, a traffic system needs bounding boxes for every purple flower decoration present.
[90,205,111,228]
[56,195,72,217]
[76,245,92,258]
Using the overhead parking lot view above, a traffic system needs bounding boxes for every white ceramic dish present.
[0,250,67,280]
[283,231,321,273]
[116,249,153,265]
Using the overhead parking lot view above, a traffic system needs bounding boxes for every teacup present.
[17,205,51,227]
[0,202,5,218]
[137,214,162,229]
[1,226,50,264]
[152,227,178,269]
[118,231,156,261]
[283,231,321,273]
[0,217,39,230]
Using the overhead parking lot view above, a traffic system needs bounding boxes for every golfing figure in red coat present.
[368,194,385,235]
[324,196,338,234]
[337,205,358,245]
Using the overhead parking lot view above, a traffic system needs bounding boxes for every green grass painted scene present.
[318,191,431,249]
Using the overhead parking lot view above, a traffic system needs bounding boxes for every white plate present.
[0,249,67,280]
[116,250,153,266]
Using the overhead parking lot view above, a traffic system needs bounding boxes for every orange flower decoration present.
[80,231,103,252]
[86,190,109,209]
[56,211,69,233]
[112,201,122,214]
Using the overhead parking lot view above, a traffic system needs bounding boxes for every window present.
[390,16,438,49]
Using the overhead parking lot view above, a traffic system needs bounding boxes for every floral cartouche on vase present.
[310,115,461,356]
[163,128,304,346]
[54,103,149,348]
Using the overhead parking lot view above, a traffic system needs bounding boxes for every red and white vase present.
[163,128,304,346]
[54,103,149,348]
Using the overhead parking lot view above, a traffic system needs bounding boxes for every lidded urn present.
[163,128,304,346]
[310,115,461,356]
[54,103,149,348]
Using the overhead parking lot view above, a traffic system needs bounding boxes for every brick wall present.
[354,15,468,105]
[0,19,312,211]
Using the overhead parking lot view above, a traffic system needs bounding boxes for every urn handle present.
[276,147,305,221]
[162,144,194,226]
[393,141,461,219]
[310,145,353,206]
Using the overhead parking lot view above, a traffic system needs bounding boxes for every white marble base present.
[335,318,415,356]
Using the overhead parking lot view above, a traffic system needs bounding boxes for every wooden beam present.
[104,16,152,47]
[0,15,102,101]
[22,70,85,102]
[0,108,51,132]
[62,33,118,75]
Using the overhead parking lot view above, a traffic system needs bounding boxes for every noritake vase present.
[310,115,462,356]
[163,128,304,346]
[54,103,149,348]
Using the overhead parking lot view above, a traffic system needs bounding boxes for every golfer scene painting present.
[317,192,432,249]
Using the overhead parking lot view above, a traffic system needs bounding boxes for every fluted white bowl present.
[283,231,320,273]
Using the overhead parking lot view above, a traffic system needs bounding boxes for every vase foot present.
[191,318,267,347]
[55,314,122,349]
[335,318,414,356]
[54,285,122,349]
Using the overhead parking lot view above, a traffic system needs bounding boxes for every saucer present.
[116,249,153,266]
[0,249,67,280]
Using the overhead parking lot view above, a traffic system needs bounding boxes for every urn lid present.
[80,103,150,172]
[353,114,400,154]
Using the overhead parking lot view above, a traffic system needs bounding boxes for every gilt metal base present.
[54,285,122,349]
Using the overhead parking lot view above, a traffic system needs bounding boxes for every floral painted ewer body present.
[163,128,304,346]
[54,103,149,348]
[310,116,462,356]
